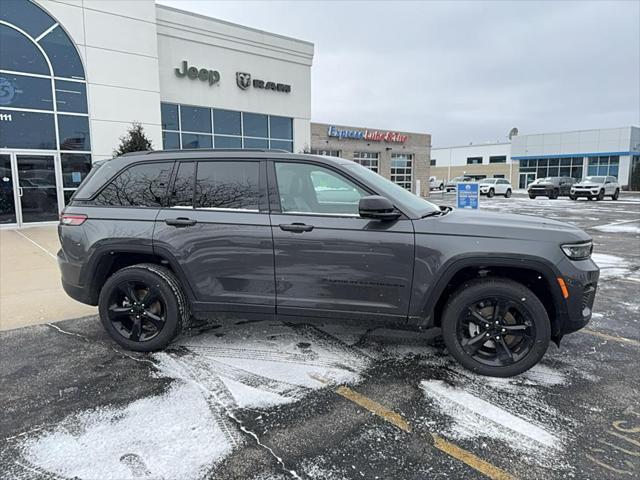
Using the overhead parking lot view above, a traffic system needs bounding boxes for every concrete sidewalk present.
[0,226,95,331]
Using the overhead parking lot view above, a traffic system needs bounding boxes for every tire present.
[569,194,577,200]
[487,188,495,198]
[98,263,190,352]
[441,278,551,377]
[549,189,559,199]
[504,189,512,198]
[597,189,605,201]
[439,184,444,191]
[588,196,593,201]
[611,189,619,200]
[528,193,536,199]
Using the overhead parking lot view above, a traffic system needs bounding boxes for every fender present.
[410,253,568,330]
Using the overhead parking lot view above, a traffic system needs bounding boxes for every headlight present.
[561,241,593,260]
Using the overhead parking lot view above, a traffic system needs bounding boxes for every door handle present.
[279,223,314,233]
[18,186,23,197]
[165,217,197,227]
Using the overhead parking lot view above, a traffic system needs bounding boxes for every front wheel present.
[528,193,536,199]
[441,278,550,377]
[504,189,512,198]
[98,263,190,351]
[487,188,495,198]
[439,184,444,191]
[569,194,577,200]
[549,189,559,199]
[597,189,605,201]
[612,189,619,200]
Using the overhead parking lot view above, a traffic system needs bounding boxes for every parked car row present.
[432,175,621,201]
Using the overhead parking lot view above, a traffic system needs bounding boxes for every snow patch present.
[593,220,640,234]
[592,253,633,279]
[23,382,232,480]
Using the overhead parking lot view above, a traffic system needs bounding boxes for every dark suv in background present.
[528,176,576,199]
[58,150,599,377]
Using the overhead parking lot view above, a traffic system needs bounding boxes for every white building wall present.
[431,143,511,167]
[35,0,163,161]
[155,5,313,152]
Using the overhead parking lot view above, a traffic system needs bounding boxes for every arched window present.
[0,0,91,201]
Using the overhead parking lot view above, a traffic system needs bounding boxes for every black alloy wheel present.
[529,193,536,199]
[98,264,189,351]
[441,278,550,377]
[550,189,559,199]
[107,280,166,342]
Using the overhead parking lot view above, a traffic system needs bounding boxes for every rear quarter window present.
[89,162,174,207]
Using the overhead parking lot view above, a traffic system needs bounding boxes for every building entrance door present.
[519,172,536,189]
[0,152,61,227]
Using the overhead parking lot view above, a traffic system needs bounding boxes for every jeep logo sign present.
[175,60,220,86]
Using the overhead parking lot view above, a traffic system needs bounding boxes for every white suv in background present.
[570,176,620,201]
[429,176,445,190]
[479,178,513,198]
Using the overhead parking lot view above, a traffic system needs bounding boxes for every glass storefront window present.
[243,137,268,149]
[0,24,49,75]
[0,73,52,110]
[162,131,180,150]
[61,153,91,188]
[0,109,56,149]
[58,114,91,150]
[0,0,56,38]
[270,140,293,152]
[243,112,268,138]
[182,133,212,149]
[180,105,211,133]
[55,80,87,113]
[39,26,85,80]
[214,135,242,148]
[213,109,241,135]
[161,103,179,131]
[270,116,292,139]
[390,154,412,190]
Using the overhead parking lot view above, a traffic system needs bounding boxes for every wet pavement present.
[1,192,639,480]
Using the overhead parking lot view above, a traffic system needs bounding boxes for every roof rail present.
[136,148,291,155]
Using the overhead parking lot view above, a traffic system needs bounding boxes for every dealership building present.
[311,122,432,196]
[0,0,313,227]
[432,126,640,190]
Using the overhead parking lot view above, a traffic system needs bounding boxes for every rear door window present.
[195,161,260,210]
[91,162,173,207]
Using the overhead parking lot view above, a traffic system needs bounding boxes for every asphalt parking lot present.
[1,192,639,480]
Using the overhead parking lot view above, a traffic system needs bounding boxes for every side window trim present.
[167,160,195,209]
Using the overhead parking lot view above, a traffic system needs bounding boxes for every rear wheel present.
[98,263,190,351]
[504,189,512,198]
[597,189,605,201]
[611,189,619,200]
[441,278,550,377]
[487,188,495,198]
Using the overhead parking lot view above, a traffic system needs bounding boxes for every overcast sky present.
[158,0,639,147]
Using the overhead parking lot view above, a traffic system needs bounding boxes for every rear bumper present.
[58,249,96,306]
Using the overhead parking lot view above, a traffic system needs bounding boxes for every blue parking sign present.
[456,182,479,209]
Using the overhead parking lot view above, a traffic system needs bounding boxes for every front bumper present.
[555,256,599,335]
[571,188,600,197]
[529,187,553,196]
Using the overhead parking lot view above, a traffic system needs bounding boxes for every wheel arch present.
[81,243,195,306]
[418,255,566,337]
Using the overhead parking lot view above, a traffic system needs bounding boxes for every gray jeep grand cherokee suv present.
[58,150,599,377]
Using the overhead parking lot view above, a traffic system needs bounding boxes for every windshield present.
[584,176,606,183]
[344,163,439,215]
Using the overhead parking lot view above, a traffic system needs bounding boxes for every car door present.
[494,180,504,195]
[153,158,275,315]
[268,159,415,322]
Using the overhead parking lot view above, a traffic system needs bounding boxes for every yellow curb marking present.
[581,329,640,347]
[332,383,516,480]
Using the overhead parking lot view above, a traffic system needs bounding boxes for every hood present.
[414,208,590,243]
[573,180,602,187]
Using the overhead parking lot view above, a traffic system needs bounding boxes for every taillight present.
[60,213,88,226]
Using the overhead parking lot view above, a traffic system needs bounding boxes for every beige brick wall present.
[311,123,432,197]
[430,163,520,186]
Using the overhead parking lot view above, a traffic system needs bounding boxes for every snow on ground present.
[22,382,232,480]
[12,322,373,480]
[593,220,640,234]
[592,253,636,280]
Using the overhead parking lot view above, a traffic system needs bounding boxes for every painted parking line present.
[330,382,516,480]
[581,329,640,347]
[14,230,57,260]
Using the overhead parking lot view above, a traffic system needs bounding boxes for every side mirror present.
[359,195,400,221]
